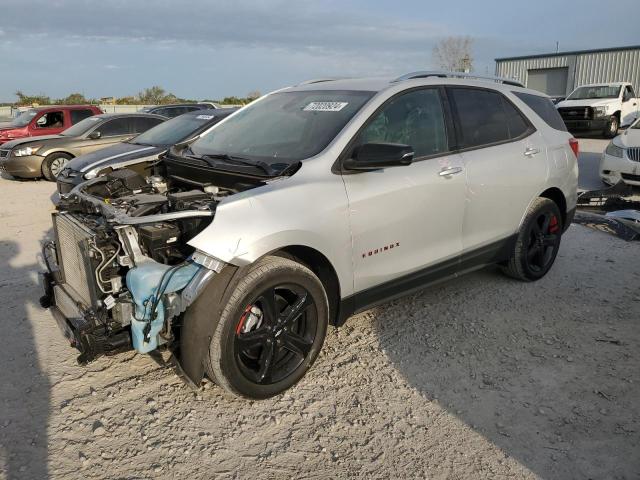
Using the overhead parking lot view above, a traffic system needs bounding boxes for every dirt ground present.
[0,172,639,480]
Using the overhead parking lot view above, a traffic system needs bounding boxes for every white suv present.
[43,72,578,399]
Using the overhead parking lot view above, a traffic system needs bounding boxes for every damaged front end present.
[40,166,254,365]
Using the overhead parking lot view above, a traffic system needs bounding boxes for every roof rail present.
[392,71,524,88]
[296,77,347,86]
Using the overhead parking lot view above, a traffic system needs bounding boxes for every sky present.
[0,0,638,102]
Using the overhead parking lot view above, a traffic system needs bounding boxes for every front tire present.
[501,198,563,282]
[42,152,72,181]
[603,115,619,139]
[205,256,329,399]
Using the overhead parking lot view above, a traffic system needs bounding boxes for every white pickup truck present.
[556,82,639,138]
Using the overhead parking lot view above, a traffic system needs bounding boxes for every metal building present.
[495,45,640,97]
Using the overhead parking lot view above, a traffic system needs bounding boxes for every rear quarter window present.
[513,91,567,132]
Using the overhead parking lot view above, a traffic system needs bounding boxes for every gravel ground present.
[0,172,639,480]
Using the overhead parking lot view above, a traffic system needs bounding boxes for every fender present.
[178,264,240,385]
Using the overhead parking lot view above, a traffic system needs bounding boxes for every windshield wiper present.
[201,153,277,176]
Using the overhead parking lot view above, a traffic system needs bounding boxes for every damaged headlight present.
[13,146,41,157]
[605,142,624,158]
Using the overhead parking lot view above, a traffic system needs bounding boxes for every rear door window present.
[70,109,95,124]
[133,116,164,133]
[358,88,449,158]
[449,88,531,149]
[513,91,567,132]
[96,118,132,137]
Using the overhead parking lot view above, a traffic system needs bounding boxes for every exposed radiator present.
[53,213,97,307]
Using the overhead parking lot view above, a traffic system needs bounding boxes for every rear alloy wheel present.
[205,256,328,399]
[42,152,73,181]
[502,197,563,281]
[603,115,619,139]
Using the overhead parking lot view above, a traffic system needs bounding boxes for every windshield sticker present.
[303,101,349,112]
[196,115,215,120]
[88,117,101,121]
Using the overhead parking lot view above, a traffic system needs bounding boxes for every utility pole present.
[555,41,559,54]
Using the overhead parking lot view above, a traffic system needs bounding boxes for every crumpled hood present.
[556,98,618,109]
[0,134,63,149]
[615,128,640,148]
[66,142,164,172]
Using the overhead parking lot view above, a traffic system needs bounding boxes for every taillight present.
[569,138,579,158]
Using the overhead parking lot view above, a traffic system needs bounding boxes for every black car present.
[139,103,219,118]
[57,108,237,193]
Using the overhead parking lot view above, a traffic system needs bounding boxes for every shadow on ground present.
[373,241,640,480]
[0,240,50,479]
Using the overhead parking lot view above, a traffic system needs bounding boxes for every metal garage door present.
[527,67,569,96]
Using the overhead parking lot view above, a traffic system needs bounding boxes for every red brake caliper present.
[549,215,559,234]
[236,305,252,335]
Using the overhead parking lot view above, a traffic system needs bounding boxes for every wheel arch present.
[613,110,621,121]
[42,149,75,160]
[539,187,567,228]
[40,150,75,173]
[268,245,342,326]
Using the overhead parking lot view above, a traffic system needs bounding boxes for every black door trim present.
[334,233,517,326]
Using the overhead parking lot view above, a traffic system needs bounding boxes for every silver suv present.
[42,72,578,399]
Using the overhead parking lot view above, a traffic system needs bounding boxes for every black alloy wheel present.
[234,284,317,385]
[501,197,563,281]
[201,255,329,399]
[524,211,561,273]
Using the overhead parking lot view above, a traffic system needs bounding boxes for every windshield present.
[567,85,621,100]
[189,90,374,164]
[132,112,222,146]
[631,118,640,130]
[10,109,38,127]
[60,116,103,136]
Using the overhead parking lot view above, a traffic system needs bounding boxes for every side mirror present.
[88,131,101,139]
[343,143,414,171]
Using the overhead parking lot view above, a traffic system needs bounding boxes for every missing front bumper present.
[40,271,132,365]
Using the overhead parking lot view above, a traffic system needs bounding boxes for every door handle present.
[524,147,540,157]
[438,166,463,177]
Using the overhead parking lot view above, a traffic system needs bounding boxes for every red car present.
[0,105,103,145]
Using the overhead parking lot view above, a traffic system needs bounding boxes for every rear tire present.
[603,115,619,139]
[501,198,563,282]
[42,152,72,181]
[205,256,329,399]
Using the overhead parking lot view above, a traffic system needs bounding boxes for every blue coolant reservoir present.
[127,261,201,353]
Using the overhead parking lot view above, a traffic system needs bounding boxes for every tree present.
[246,90,261,100]
[115,96,137,105]
[432,36,474,72]
[138,86,169,105]
[58,93,87,105]
[14,90,51,106]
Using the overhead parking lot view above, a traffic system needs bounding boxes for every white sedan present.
[600,118,640,185]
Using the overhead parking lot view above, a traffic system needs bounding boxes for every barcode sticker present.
[303,102,348,112]
[103,295,116,310]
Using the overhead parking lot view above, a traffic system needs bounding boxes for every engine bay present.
[45,165,265,363]
[58,166,259,263]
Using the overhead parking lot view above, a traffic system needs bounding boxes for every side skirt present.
[335,234,517,326]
